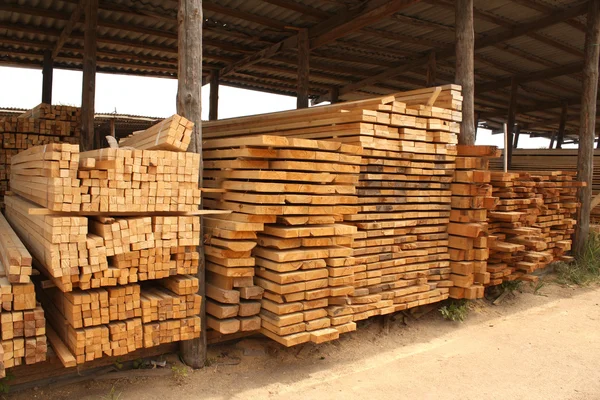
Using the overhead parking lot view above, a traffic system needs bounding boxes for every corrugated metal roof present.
[0,0,592,136]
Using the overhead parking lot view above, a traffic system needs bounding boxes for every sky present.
[0,66,555,149]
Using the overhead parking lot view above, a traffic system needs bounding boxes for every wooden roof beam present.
[320,2,588,102]
[217,0,423,78]
[426,0,584,57]
[476,62,584,93]
[509,0,587,32]
[52,0,84,59]
[202,1,292,31]
[260,0,331,19]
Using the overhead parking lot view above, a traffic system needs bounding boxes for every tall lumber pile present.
[202,85,462,344]
[487,171,582,284]
[4,117,207,365]
[0,212,47,377]
[0,104,80,208]
[448,145,498,299]
[203,135,361,345]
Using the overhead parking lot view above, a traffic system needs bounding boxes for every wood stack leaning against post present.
[3,114,218,366]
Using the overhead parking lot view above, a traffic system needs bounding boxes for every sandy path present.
[13,283,600,400]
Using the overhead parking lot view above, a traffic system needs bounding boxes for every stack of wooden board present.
[0,104,80,208]
[200,86,469,344]
[448,145,499,299]
[118,114,193,151]
[9,143,82,212]
[335,101,458,319]
[0,213,47,377]
[9,144,201,214]
[78,148,202,213]
[38,280,200,364]
[489,149,600,221]
[486,171,581,284]
[394,84,463,112]
[5,116,209,366]
[203,135,361,345]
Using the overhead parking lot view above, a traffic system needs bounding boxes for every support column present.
[110,118,116,138]
[575,0,600,256]
[329,87,339,104]
[556,102,568,149]
[81,0,98,151]
[474,111,480,141]
[506,77,518,168]
[209,70,219,121]
[513,124,521,148]
[549,131,556,149]
[297,29,309,109]
[426,51,436,87]
[42,50,53,104]
[455,0,475,145]
[177,0,205,368]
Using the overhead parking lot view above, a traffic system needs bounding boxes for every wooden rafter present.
[52,0,84,59]
[216,0,423,79]
[319,2,588,102]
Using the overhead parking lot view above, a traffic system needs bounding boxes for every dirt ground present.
[8,280,600,400]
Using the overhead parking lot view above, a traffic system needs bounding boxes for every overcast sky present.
[0,66,554,149]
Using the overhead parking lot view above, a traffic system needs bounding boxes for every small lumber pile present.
[203,135,361,345]
[0,104,80,208]
[5,115,210,366]
[487,171,581,284]
[448,145,499,299]
[0,213,47,376]
[394,84,463,112]
[118,114,193,151]
[489,149,600,222]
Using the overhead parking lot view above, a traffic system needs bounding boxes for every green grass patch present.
[439,300,469,322]
[555,232,600,286]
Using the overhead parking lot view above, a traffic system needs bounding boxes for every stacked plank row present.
[486,171,581,284]
[201,86,464,345]
[489,149,600,221]
[9,146,201,214]
[337,101,458,319]
[4,114,206,366]
[0,104,80,208]
[203,135,362,345]
[448,146,498,299]
[0,212,47,377]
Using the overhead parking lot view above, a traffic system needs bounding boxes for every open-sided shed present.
[1,0,599,367]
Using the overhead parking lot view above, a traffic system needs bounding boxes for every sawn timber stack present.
[203,135,361,345]
[3,115,219,366]
[202,86,464,344]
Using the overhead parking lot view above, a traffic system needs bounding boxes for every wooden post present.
[455,0,475,145]
[42,50,53,104]
[209,70,219,121]
[506,77,518,168]
[513,124,521,148]
[329,87,339,104]
[297,29,310,109]
[503,123,508,172]
[474,111,480,141]
[575,0,600,256]
[556,102,568,149]
[110,118,116,138]
[549,131,556,149]
[177,0,205,369]
[81,0,97,151]
[426,51,436,87]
